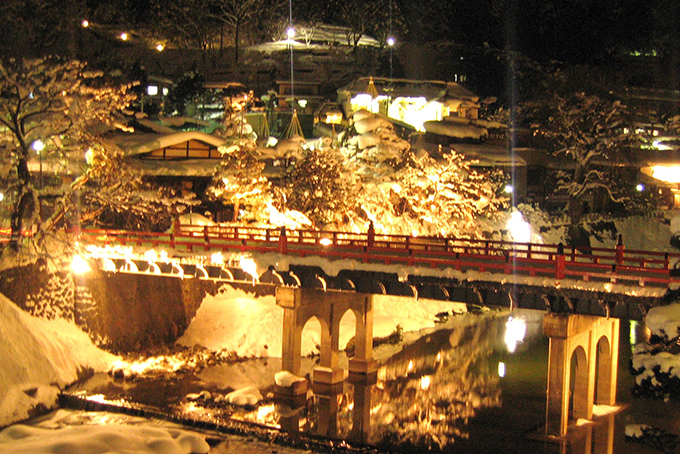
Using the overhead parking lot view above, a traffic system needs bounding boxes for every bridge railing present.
[74,223,680,287]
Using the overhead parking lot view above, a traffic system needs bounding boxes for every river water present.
[70,308,680,454]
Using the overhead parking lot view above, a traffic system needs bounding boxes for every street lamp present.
[31,140,44,189]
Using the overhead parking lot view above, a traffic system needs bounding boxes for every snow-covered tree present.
[0,57,135,250]
[281,146,358,227]
[355,151,507,237]
[526,90,643,245]
[215,90,255,140]
[207,140,272,222]
[340,110,507,236]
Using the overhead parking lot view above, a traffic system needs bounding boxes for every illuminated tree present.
[391,152,506,237]
[281,147,358,227]
[341,111,506,237]
[0,57,136,250]
[207,140,271,222]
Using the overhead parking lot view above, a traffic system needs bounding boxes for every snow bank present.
[177,286,464,359]
[646,303,680,340]
[0,419,209,454]
[671,213,680,236]
[354,117,391,134]
[0,293,118,427]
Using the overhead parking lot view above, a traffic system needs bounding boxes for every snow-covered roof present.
[338,77,479,103]
[449,143,526,167]
[118,131,227,158]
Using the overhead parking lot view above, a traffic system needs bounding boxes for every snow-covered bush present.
[632,302,680,399]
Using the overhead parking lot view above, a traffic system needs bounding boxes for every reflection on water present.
[226,309,548,452]
[79,309,638,453]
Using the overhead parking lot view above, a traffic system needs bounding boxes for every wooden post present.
[367,221,375,248]
[556,243,565,280]
[615,234,625,265]
[279,226,288,254]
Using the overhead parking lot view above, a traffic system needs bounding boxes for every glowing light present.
[32,140,44,153]
[120,32,128,41]
[407,360,413,372]
[506,210,531,243]
[0,193,4,202]
[211,251,225,265]
[85,148,94,165]
[504,184,514,194]
[636,183,645,192]
[286,27,295,39]
[320,237,332,246]
[71,255,91,274]
[239,257,259,282]
[504,316,526,353]
[387,36,395,46]
[498,362,506,377]
[81,20,89,28]
[420,375,431,390]
[649,165,680,183]
[144,250,158,262]
[156,44,164,52]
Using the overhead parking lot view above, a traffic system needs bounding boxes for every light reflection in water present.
[504,315,527,353]
[230,311,544,451]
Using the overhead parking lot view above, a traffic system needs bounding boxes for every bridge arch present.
[277,287,378,388]
[543,313,620,437]
[570,345,589,420]
[595,335,614,405]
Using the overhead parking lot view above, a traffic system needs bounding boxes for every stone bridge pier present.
[543,313,620,437]
[276,287,378,387]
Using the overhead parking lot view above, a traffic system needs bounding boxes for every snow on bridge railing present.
[73,223,680,287]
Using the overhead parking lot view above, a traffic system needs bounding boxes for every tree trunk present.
[232,200,240,222]
[10,156,32,250]
[234,22,240,65]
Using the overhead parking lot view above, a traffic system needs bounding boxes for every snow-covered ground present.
[177,286,465,358]
[0,278,465,452]
[1,210,679,452]
[0,293,118,427]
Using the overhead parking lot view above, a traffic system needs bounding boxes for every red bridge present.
[74,222,680,291]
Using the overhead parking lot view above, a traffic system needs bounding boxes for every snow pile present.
[625,424,650,439]
[632,302,680,397]
[672,214,680,236]
[0,293,119,427]
[646,303,680,340]
[0,419,209,454]
[177,286,462,358]
[222,387,262,406]
[274,371,305,387]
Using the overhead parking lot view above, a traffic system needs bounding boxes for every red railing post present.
[615,234,625,266]
[367,221,375,248]
[279,226,288,254]
[556,242,565,280]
